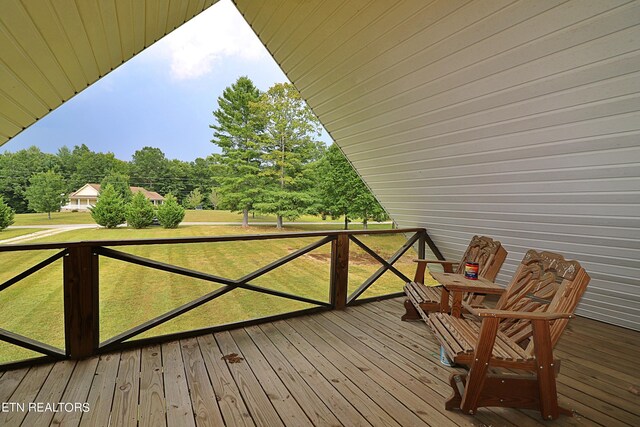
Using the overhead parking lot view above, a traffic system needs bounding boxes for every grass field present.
[11,210,353,226]
[11,211,96,225]
[0,228,42,241]
[0,224,435,363]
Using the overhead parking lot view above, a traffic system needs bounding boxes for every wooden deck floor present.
[0,298,638,426]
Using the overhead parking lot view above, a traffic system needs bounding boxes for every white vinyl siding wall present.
[236,0,640,330]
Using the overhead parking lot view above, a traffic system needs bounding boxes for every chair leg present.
[532,319,561,420]
[401,299,420,321]
[445,373,465,410]
[460,317,499,414]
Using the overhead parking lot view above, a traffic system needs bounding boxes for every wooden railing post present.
[418,230,426,259]
[330,234,349,309]
[63,245,99,358]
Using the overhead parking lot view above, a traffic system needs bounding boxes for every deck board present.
[22,360,76,427]
[197,334,255,427]
[257,322,370,427]
[139,345,166,427]
[180,337,226,427]
[0,364,53,426]
[111,349,141,427]
[0,367,28,403]
[79,353,119,427]
[1,298,639,426]
[242,325,342,426]
[230,328,312,426]
[50,357,99,426]
[216,330,284,427]
[272,320,403,427]
[163,341,195,427]
[312,312,458,427]
[294,316,429,427]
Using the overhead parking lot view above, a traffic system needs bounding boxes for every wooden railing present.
[0,228,436,369]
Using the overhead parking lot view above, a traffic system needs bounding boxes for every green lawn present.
[0,228,41,241]
[11,210,359,226]
[0,224,434,363]
[11,211,96,225]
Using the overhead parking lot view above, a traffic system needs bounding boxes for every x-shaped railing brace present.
[346,232,418,304]
[98,236,334,350]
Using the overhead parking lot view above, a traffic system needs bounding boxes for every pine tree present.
[211,76,264,227]
[156,194,185,229]
[125,191,156,229]
[316,144,388,229]
[90,184,126,228]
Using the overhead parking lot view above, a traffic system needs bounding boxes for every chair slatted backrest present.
[495,250,590,356]
[455,235,507,282]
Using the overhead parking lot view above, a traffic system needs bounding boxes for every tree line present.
[0,144,218,214]
[0,77,387,230]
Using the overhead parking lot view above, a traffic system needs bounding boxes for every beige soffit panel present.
[0,0,218,146]
[236,0,640,330]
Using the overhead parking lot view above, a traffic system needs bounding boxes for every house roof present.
[69,183,164,201]
[0,1,638,331]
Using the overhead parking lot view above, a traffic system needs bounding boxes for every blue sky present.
[4,0,331,162]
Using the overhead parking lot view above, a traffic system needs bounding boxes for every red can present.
[464,262,479,280]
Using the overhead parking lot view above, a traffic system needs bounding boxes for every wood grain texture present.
[215,331,284,427]
[180,338,225,427]
[63,246,99,358]
[162,341,195,427]
[242,325,342,427]
[271,320,402,427]
[110,349,141,427]
[0,363,53,426]
[139,345,166,427]
[293,316,428,426]
[254,323,368,427]
[51,357,99,426]
[80,353,120,427]
[197,334,255,427]
[0,298,637,426]
[24,362,80,427]
[229,328,312,426]
[330,234,349,309]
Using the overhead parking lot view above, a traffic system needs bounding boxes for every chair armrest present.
[471,308,574,320]
[414,259,458,266]
[413,260,458,281]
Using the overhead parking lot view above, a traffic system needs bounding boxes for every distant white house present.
[61,183,164,212]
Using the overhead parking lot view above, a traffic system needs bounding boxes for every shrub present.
[183,188,204,209]
[125,191,155,229]
[89,184,125,228]
[156,194,185,229]
[0,196,15,231]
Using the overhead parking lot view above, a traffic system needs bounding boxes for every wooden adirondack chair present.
[402,235,507,320]
[428,250,591,420]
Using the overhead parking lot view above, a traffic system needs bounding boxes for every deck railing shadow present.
[0,227,437,369]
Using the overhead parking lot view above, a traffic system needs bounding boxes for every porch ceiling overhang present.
[0,0,218,145]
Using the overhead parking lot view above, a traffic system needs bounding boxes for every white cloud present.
[157,0,268,80]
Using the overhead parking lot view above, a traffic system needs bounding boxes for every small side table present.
[429,272,505,317]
